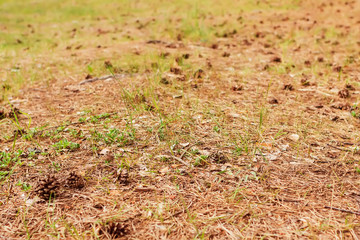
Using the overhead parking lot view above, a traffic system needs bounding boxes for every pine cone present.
[66,172,85,189]
[116,168,129,185]
[0,109,5,120]
[34,175,60,200]
[210,152,228,164]
[338,89,350,98]
[100,222,129,238]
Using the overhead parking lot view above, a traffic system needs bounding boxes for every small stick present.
[79,75,114,85]
[172,155,191,167]
[324,206,360,215]
[79,73,138,85]
[155,155,190,167]
[326,144,351,152]
[164,210,183,220]
[179,143,198,159]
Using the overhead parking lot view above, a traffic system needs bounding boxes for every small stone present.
[170,67,182,75]
[288,134,300,142]
[231,86,243,91]
[264,153,279,161]
[222,52,230,57]
[269,98,279,104]
[279,144,289,151]
[283,84,294,91]
[229,113,241,118]
[271,56,282,63]
[194,69,205,79]
[156,225,167,232]
[159,167,170,174]
[160,77,170,84]
[99,148,110,155]
[180,142,190,148]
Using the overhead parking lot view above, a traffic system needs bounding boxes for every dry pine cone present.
[338,89,350,98]
[100,222,129,238]
[66,172,85,189]
[116,168,129,185]
[34,175,60,200]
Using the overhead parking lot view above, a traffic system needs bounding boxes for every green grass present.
[52,139,80,152]
[0,150,22,181]
[0,0,304,98]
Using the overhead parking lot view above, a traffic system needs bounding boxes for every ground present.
[1,0,360,239]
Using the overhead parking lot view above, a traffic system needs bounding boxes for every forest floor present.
[1,0,360,239]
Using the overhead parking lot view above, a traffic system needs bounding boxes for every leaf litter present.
[1,0,360,239]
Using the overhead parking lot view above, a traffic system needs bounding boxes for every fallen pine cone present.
[338,89,350,98]
[34,175,60,200]
[66,172,85,189]
[99,221,129,238]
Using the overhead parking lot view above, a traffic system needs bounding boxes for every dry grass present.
[1,0,360,239]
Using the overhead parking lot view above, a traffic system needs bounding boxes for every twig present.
[327,143,351,152]
[79,73,137,85]
[79,75,113,85]
[164,210,184,220]
[324,206,360,215]
[134,187,159,192]
[279,198,301,203]
[155,155,190,167]
[179,143,198,159]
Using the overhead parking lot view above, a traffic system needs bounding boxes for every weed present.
[78,117,87,123]
[23,127,42,141]
[213,125,220,133]
[190,148,199,155]
[66,128,84,138]
[52,139,80,152]
[157,119,168,141]
[16,181,31,191]
[233,146,243,156]
[194,155,209,167]
[351,111,357,118]
[90,113,111,123]
[51,162,61,172]
[0,150,22,182]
